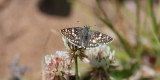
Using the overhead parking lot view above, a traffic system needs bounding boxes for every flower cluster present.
[43,31,115,80]
[44,51,74,80]
[62,37,87,62]
[85,45,115,80]
[85,45,115,69]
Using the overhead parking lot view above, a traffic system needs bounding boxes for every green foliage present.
[94,0,160,79]
[73,0,160,79]
[110,62,139,80]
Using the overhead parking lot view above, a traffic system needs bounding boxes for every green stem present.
[147,0,158,34]
[147,0,160,48]
[135,0,140,43]
[75,54,79,80]
[135,0,142,64]
[97,16,134,58]
[95,0,134,58]
[96,0,108,19]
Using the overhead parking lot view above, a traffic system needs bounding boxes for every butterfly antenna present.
[43,32,52,55]
[43,29,59,55]
[93,25,97,28]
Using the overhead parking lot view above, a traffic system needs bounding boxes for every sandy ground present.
[0,0,99,79]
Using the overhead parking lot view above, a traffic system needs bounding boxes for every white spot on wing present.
[65,29,67,32]
[72,29,74,32]
[99,33,102,36]
[98,36,101,39]
[92,40,96,43]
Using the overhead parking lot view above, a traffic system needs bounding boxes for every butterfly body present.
[61,26,113,48]
[79,26,91,47]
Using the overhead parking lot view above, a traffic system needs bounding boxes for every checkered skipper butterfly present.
[61,26,113,48]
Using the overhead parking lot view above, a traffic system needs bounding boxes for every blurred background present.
[0,0,160,80]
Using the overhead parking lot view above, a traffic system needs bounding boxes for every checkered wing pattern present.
[61,27,83,47]
[86,31,113,48]
[61,27,113,48]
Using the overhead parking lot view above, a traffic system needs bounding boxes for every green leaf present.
[110,62,139,79]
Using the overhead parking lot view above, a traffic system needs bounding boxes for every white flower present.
[54,51,70,60]
[45,55,52,66]
[44,51,74,80]
[85,45,115,68]
[85,45,115,80]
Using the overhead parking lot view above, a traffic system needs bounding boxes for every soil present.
[0,0,96,79]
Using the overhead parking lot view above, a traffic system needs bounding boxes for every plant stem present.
[135,0,142,64]
[147,0,160,48]
[95,0,134,58]
[147,0,158,34]
[75,54,79,80]
[96,0,108,19]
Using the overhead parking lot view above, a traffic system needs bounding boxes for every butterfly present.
[61,26,113,48]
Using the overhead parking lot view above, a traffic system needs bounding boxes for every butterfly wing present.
[86,37,99,48]
[86,31,113,48]
[61,27,83,47]
[93,31,113,44]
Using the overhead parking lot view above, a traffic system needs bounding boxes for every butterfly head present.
[84,25,90,30]
[83,25,90,34]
